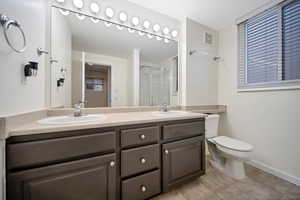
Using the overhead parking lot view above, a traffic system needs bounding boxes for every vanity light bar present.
[119,11,128,23]
[76,13,85,20]
[52,1,179,41]
[90,2,100,14]
[56,0,65,4]
[105,7,114,19]
[72,0,84,10]
[59,8,70,16]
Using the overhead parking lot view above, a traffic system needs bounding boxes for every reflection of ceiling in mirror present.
[58,9,178,64]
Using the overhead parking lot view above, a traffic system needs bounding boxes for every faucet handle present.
[79,100,88,108]
[74,103,81,109]
[161,103,167,107]
[73,103,83,117]
[160,103,168,112]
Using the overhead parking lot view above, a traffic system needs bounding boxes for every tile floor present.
[152,159,300,200]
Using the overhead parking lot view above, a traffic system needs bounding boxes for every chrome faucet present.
[74,101,87,117]
[160,103,168,112]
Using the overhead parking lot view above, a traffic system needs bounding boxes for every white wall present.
[51,7,72,107]
[84,52,130,107]
[218,26,300,184]
[180,18,218,106]
[0,0,48,198]
[0,0,47,116]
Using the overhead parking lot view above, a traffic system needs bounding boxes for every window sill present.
[238,85,300,92]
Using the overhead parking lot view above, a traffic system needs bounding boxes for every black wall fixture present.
[24,62,38,77]
[57,78,65,87]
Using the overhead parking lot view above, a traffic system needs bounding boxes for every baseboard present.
[247,160,300,186]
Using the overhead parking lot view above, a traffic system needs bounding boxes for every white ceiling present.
[127,0,271,30]
[63,11,178,64]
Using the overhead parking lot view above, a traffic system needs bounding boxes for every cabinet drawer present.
[121,126,159,148]
[122,170,161,200]
[7,132,116,170]
[162,121,204,140]
[121,144,160,177]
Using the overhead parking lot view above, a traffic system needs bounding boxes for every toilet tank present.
[205,114,220,138]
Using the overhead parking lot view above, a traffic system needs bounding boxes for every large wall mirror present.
[50,7,179,108]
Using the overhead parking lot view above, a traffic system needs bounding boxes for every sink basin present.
[152,110,191,116]
[38,114,107,125]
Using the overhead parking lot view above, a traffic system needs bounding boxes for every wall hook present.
[37,47,49,56]
[50,58,58,64]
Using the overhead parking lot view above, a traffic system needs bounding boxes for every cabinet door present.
[7,154,116,200]
[162,136,205,192]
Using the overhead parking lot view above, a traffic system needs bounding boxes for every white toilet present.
[205,114,253,179]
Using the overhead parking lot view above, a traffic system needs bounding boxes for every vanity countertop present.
[8,111,207,138]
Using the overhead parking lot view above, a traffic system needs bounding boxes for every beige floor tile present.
[281,194,300,200]
[245,182,283,200]
[245,164,261,174]
[179,181,215,200]
[282,184,300,200]
[216,183,255,200]
[247,168,300,196]
[152,158,300,200]
[200,168,236,191]
[151,190,187,200]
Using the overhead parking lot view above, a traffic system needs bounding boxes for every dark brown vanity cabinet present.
[162,136,205,192]
[7,154,117,200]
[6,118,205,200]
[161,121,205,192]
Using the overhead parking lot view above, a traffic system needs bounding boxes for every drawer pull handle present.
[165,149,169,154]
[140,134,146,140]
[140,158,147,164]
[110,161,115,167]
[140,185,147,192]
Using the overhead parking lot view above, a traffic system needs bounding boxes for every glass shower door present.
[140,66,170,106]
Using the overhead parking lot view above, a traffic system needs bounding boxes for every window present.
[238,0,300,90]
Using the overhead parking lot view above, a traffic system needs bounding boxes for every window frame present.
[237,0,300,92]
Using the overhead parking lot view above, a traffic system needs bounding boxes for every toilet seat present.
[210,136,253,152]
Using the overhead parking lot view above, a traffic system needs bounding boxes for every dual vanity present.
[3,110,212,200]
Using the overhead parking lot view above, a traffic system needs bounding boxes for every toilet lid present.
[212,136,253,152]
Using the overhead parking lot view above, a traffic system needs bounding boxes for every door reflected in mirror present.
[50,7,179,108]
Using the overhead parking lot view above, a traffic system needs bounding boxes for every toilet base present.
[207,140,248,180]
[210,158,246,179]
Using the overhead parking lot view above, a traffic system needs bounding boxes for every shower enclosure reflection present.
[140,56,178,106]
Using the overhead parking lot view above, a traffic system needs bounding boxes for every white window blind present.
[238,0,300,90]
[283,0,300,80]
[238,23,246,86]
